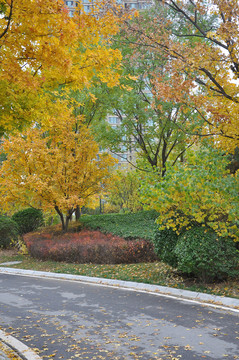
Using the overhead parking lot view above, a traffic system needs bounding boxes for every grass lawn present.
[0,211,238,299]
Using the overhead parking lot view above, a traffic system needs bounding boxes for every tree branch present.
[0,0,13,40]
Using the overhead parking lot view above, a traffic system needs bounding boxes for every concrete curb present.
[0,266,239,312]
[0,330,42,360]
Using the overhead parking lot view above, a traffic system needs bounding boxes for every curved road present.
[0,273,238,360]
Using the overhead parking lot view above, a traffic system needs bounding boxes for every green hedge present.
[12,208,44,235]
[153,227,179,267]
[80,210,158,241]
[175,227,239,282]
[0,216,19,249]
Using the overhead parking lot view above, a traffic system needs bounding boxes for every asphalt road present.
[0,274,238,360]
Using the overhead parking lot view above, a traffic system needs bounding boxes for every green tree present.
[123,0,239,151]
[92,5,204,176]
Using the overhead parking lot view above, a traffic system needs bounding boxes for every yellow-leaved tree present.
[0,103,115,231]
[0,0,123,134]
[107,169,143,212]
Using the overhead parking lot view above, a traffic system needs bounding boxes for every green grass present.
[80,210,159,240]
[0,250,238,299]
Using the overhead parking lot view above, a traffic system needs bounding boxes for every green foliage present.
[80,210,159,241]
[153,227,179,267]
[0,216,19,249]
[12,208,44,235]
[174,227,239,282]
[90,5,204,175]
[142,145,239,241]
[0,1,7,15]
[93,69,198,176]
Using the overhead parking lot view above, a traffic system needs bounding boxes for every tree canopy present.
[122,0,239,152]
[0,0,123,134]
[0,104,115,231]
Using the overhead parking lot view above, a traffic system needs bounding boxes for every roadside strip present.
[0,267,238,312]
[0,330,42,360]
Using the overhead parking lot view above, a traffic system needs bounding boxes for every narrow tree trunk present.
[65,216,71,232]
[161,139,167,177]
[54,207,74,232]
[75,205,81,221]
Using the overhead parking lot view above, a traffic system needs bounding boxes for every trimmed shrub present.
[174,226,239,282]
[80,210,158,241]
[23,229,157,264]
[12,208,44,235]
[0,216,19,249]
[152,227,179,267]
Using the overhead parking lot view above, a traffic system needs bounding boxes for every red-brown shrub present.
[23,228,157,264]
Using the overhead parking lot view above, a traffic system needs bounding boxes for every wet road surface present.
[0,274,238,359]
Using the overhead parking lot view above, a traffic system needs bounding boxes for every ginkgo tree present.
[0,103,115,232]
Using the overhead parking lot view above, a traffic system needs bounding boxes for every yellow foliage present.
[107,169,143,212]
[0,103,116,222]
[142,146,239,241]
[0,0,123,133]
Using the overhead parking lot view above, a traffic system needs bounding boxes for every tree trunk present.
[65,216,71,232]
[75,205,81,221]
[54,206,73,232]
[54,206,66,231]
[161,139,167,177]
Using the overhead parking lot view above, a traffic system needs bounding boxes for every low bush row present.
[24,229,157,264]
[153,225,239,282]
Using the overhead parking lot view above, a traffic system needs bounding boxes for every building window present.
[108,116,118,124]
[83,5,91,12]
[141,3,151,9]
[120,154,128,160]
[129,3,138,9]
[121,145,127,152]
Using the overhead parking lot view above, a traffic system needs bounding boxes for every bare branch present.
[0,0,13,40]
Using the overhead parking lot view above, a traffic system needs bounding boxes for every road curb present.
[0,266,239,312]
[0,330,42,360]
